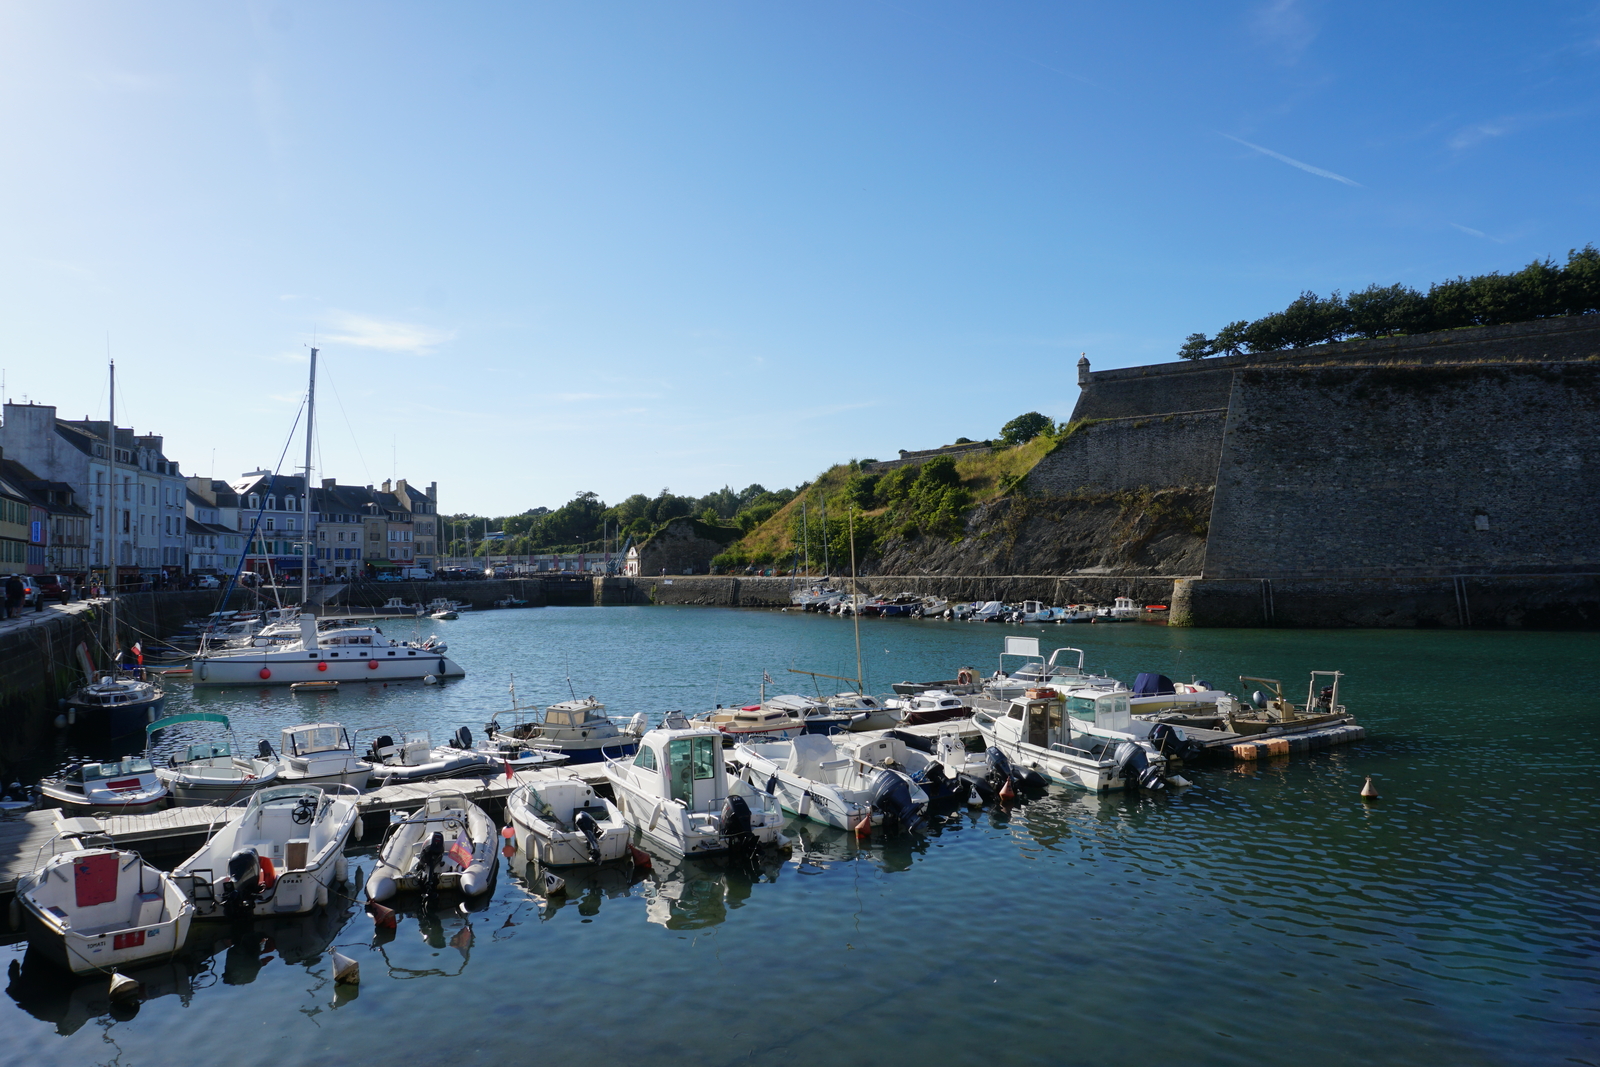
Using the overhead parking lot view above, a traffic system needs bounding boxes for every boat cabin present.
[630,728,728,811]
[544,699,608,727]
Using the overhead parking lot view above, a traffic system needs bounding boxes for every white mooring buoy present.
[542,871,567,896]
[108,972,140,1003]
[332,949,360,985]
[1360,775,1380,801]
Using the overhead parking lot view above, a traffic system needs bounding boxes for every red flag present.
[131,642,143,666]
[503,756,513,781]
[447,831,473,870]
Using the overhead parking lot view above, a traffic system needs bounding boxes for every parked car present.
[4,574,40,610]
[35,574,72,604]
[194,575,221,589]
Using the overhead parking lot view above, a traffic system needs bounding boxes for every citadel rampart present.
[1040,315,1600,628]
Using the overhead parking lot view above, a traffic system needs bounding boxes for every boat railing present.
[1049,741,1101,760]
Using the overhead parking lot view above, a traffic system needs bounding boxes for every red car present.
[35,574,72,604]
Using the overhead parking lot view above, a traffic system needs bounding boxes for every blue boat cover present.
[1132,673,1175,696]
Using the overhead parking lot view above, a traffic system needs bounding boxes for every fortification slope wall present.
[1203,362,1600,578]
[1025,411,1226,495]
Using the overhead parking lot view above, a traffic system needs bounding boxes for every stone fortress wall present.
[1025,315,1600,627]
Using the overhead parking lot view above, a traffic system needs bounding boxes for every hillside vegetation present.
[712,431,1065,571]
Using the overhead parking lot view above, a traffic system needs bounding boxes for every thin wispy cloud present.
[1250,0,1316,64]
[1449,222,1509,243]
[324,311,455,354]
[1222,133,1363,187]
[1449,121,1512,151]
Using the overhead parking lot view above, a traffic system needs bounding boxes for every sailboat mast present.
[849,505,862,693]
[106,360,117,663]
[300,348,317,608]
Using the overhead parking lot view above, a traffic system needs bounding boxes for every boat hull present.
[38,787,168,816]
[192,652,465,687]
[21,902,189,976]
[67,694,167,739]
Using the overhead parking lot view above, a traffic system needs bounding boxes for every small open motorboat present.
[38,758,169,815]
[506,775,629,867]
[289,680,340,693]
[149,712,279,807]
[604,720,785,858]
[361,728,496,785]
[692,704,805,741]
[886,689,969,726]
[364,791,496,904]
[733,733,928,832]
[173,784,361,920]
[15,846,193,975]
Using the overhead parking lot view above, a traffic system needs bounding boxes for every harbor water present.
[5,607,1596,1066]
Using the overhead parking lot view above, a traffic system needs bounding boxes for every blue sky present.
[2,1,1597,514]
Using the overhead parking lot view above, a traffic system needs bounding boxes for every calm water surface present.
[6,607,1596,1066]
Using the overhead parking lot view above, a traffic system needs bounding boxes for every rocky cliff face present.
[870,487,1211,576]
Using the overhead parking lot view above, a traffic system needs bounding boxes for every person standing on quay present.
[3,574,22,619]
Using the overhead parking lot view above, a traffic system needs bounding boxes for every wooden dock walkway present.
[0,768,619,897]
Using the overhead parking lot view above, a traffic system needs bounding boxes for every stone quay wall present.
[1024,410,1228,495]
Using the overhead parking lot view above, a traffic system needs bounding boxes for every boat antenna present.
[849,505,862,694]
[565,651,576,701]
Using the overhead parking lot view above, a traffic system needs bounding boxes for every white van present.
[399,567,435,581]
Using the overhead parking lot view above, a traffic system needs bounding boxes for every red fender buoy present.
[317,662,328,672]
[368,660,379,670]
[259,668,271,680]
[627,844,653,870]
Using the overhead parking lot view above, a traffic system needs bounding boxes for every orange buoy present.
[366,901,397,929]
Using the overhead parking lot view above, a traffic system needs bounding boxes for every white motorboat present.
[506,775,630,866]
[832,730,981,806]
[985,638,1122,700]
[38,758,168,815]
[971,688,1176,792]
[148,712,280,807]
[915,596,949,617]
[764,693,856,735]
[693,704,805,741]
[469,731,573,773]
[364,791,497,904]
[603,722,785,857]
[272,723,372,790]
[885,690,969,726]
[191,615,464,686]
[173,784,361,920]
[15,846,193,975]
[361,728,497,785]
[488,697,643,764]
[1095,596,1142,621]
[969,601,1010,622]
[820,692,898,732]
[733,733,928,832]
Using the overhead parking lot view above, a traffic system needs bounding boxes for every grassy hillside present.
[713,434,1063,570]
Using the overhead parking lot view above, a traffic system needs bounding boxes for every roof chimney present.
[322,477,336,490]
[382,479,392,493]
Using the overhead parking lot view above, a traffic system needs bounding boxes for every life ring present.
[368,660,379,670]
[317,662,328,672]
[957,668,974,685]
[259,668,272,680]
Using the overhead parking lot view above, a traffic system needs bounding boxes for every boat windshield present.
[181,742,232,763]
[285,726,349,755]
[83,758,154,780]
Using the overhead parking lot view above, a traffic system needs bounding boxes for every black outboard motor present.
[1147,723,1205,765]
[573,808,604,866]
[869,769,924,832]
[452,726,472,750]
[986,746,1046,795]
[1114,742,1167,791]
[222,847,262,921]
[719,795,756,856]
[257,739,274,761]
[418,831,446,905]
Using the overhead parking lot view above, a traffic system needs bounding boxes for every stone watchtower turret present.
[1077,353,1090,386]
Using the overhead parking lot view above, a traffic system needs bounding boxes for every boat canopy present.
[1132,673,1176,697]
[146,711,230,734]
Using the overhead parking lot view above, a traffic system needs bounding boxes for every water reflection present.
[5,893,354,1034]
